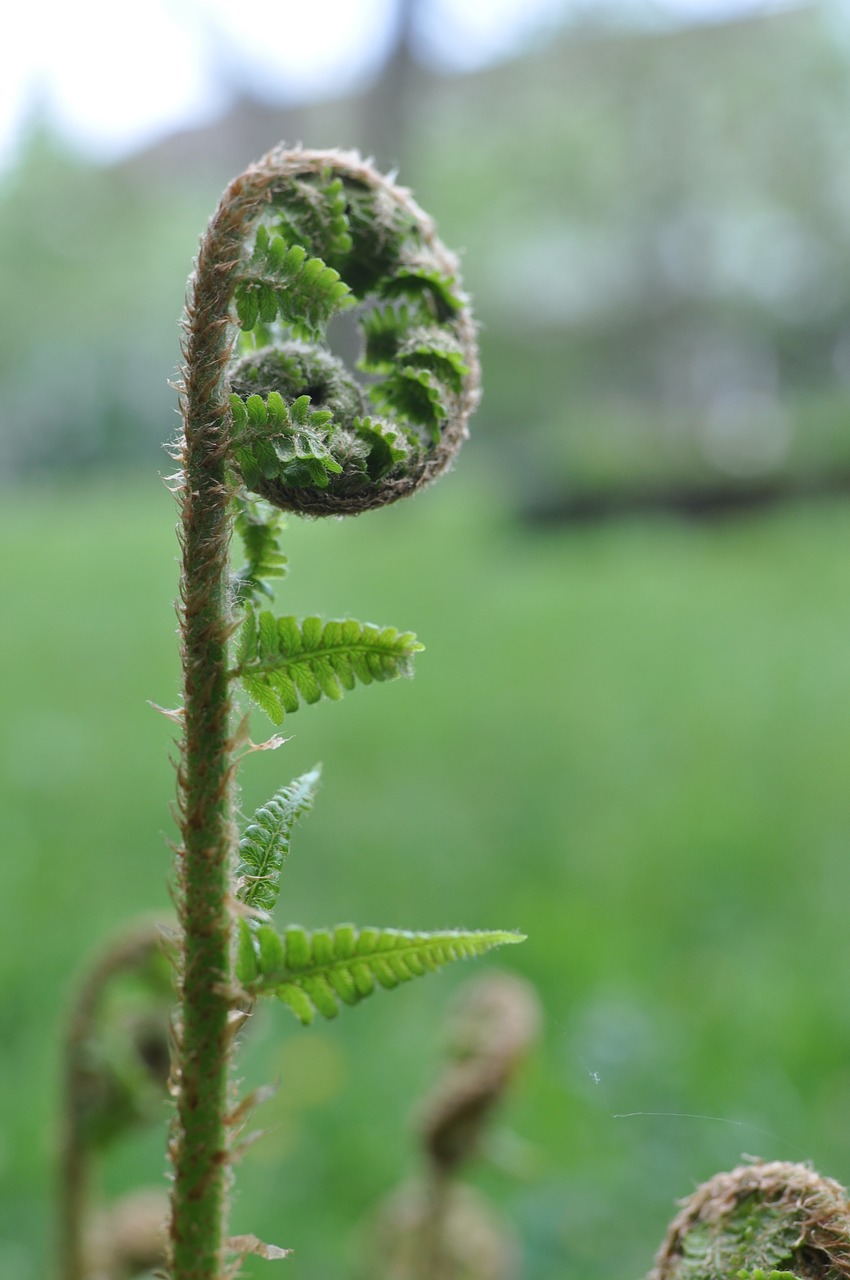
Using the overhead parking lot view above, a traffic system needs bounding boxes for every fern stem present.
[170,163,272,1280]
[168,146,482,1277]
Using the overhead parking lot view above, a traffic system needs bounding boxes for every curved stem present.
[59,1037,93,1280]
[59,921,166,1280]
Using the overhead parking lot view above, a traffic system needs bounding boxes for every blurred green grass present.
[1,472,849,1279]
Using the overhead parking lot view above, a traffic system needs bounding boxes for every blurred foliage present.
[3,5,850,496]
[411,5,850,496]
[0,129,209,474]
[1,477,849,1279]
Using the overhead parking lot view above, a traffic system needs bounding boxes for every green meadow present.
[1,473,849,1278]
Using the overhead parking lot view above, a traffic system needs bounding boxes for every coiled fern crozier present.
[169,146,522,1279]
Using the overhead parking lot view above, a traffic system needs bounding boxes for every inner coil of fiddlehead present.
[226,149,480,516]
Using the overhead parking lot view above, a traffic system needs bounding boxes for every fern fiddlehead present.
[171,145,514,1280]
[224,147,479,517]
[649,1160,850,1279]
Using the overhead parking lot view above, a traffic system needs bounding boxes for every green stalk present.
[170,166,269,1280]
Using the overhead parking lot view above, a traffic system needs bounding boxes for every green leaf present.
[245,926,526,1023]
[737,1273,800,1280]
[237,229,352,341]
[234,447,261,492]
[360,304,411,371]
[258,609,279,660]
[231,496,288,607]
[229,394,249,433]
[258,281,278,323]
[236,768,321,912]
[236,918,259,985]
[241,672,282,724]
[290,395,310,427]
[235,607,257,667]
[246,394,268,429]
[229,389,349,495]
[235,282,260,330]
[354,416,410,481]
[398,332,468,394]
[233,614,424,725]
[378,265,463,321]
[256,924,285,974]
[252,223,270,261]
[370,366,448,441]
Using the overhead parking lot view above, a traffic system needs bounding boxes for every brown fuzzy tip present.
[87,1187,168,1278]
[419,972,541,1174]
[649,1160,850,1280]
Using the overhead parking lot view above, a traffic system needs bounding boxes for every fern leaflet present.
[230,390,343,492]
[231,493,288,606]
[233,608,424,724]
[236,768,321,913]
[235,923,525,1024]
[235,221,352,341]
[271,174,354,266]
[377,265,463,322]
[737,1273,800,1280]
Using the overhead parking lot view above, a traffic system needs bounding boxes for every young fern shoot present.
[170,146,523,1279]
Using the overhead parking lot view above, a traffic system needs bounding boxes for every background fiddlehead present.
[649,1160,850,1279]
[357,971,541,1280]
[59,919,172,1280]
[170,145,515,1280]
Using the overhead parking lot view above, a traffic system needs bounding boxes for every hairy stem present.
[170,163,272,1280]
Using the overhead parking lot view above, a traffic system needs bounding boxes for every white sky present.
[0,0,801,171]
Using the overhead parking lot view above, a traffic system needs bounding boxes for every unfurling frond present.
[218,148,479,516]
[233,608,423,725]
[228,343,421,496]
[236,768,321,913]
[235,924,526,1025]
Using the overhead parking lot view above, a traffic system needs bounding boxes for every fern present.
[234,222,352,341]
[360,304,412,370]
[229,389,343,491]
[270,172,354,266]
[235,768,321,913]
[377,264,463,322]
[164,147,500,1279]
[233,608,424,724]
[235,924,525,1024]
[352,415,411,480]
[737,1272,800,1280]
[219,155,478,517]
[269,171,420,297]
[370,365,450,442]
[230,494,288,606]
[230,388,413,493]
